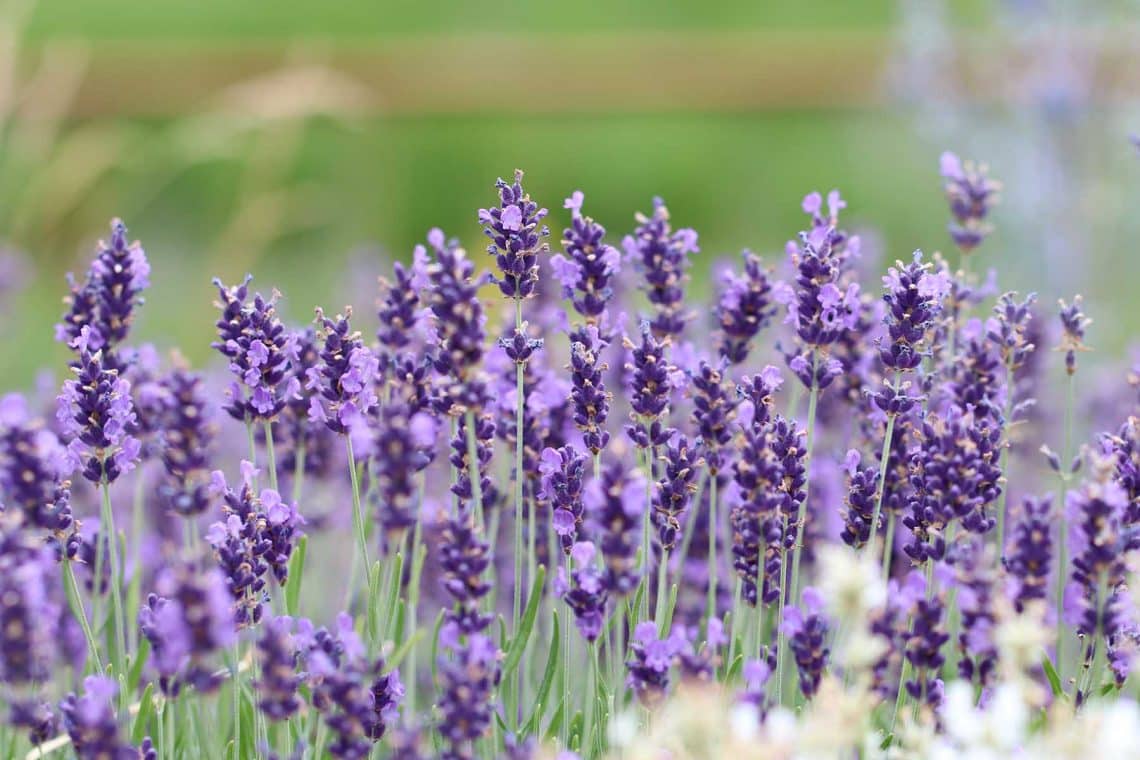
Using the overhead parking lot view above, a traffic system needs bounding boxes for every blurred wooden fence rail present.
[14,28,1140,118]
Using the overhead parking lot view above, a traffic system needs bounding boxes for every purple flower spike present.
[255,616,302,721]
[479,169,549,300]
[1057,295,1092,375]
[59,676,136,760]
[377,249,429,353]
[652,432,702,552]
[691,361,737,475]
[0,400,73,535]
[622,197,698,340]
[157,367,216,517]
[940,151,1001,253]
[436,623,500,760]
[568,324,612,456]
[56,349,140,484]
[212,275,296,422]
[541,445,587,553]
[0,522,59,684]
[425,230,490,408]
[623,323,675,449]
[554,191,620,322]
[1002,495,1053,612]
[625,620,683,707]
[779,190,861,390]
[781,586,830,699]
[586,461,646,597]
[57,218,150,367]
[308,308,379,436]
[879,251,947,373]
[560,540,609,642]
[208,470,302,627]
[138,557,235,697]
[372,402,432,541]
[439,512,493,636]
[839,450,881,549]
[904,594,948,710]
[716,250,776,365]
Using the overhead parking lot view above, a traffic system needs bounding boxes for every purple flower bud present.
[139,557,235,696]
[556,191,620,322]
[59,676,136,759]
[57,219,149,368]
[560,541,608,642]
[308,309,379,435]
[716,250,776,365]
[479,169,549,300]
[652,433,702,552]
[436,623,500,758]
[56,350,140,484]
[940,151,1000,252]
[212,276,294,421]
[623,197,697,340]
[586,462,645,597]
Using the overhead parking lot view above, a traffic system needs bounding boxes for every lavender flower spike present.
[940,151,1001,254]
[780,586,830,699]
[1058,295,1092,375]
[716,250,776,365]
[478,169,549,300]
[56,348,141,484]
[211,276,296,421]
[553,190,621,323]
[57,218,150,362]
[308,308,379,436]
[557,540,609,642]
[622,197,699,339]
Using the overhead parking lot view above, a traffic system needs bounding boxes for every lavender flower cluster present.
[1,151,1139,760]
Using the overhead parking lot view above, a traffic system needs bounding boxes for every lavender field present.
[1,150,1139,759]
[3,2,1140,760]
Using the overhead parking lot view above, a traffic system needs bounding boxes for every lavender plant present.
[3,150,1140,760]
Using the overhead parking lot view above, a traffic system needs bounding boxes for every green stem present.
[640,445,655,621]
[788,375,820,607]
[62,556,103,672]
[99,482,127,691]
[231,644,242,760]
[706,471,719,626]
[463,410,486,525]
[868,373,902,562]
[513,300,526,638]
[655,548,670,635]
[345,437,371,622]
[882,513,897,580]
[1055,372,1076,677]
[774,513,790,706]
[263,421,279,492]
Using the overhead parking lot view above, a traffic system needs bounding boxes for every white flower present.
[816,544,887,622]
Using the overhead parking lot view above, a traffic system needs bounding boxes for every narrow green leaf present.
[628,583,646,628]
[543,697,566,742]
[660,582,678,634]
[131,683,155,744]
[239,683,257,759]
[429,609,446,683]
[387,628,424,671]
[383,552,405,640]
[503,565,546,677]
[523,611,560,735]
[285,535,307,616]
[726,652,744,681]
[1041,652,1065,698]
[567,711,585,752]
[128,637,151,693]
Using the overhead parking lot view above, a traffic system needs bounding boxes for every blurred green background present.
[1,0,1138,388]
